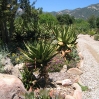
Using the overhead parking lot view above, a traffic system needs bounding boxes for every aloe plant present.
[20,41,57,88]
[53,25,77,58]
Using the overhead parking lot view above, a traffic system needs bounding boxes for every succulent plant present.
[53,25,77,58]
[20,41,57,88]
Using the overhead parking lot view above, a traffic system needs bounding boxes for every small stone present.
[67,68,83,75]
[73,90,82,99]
[15,63,25,70]
[62,79,72,86]
[78,52,84,60]
[60,65,67,73]
[72,83,82,92]
[49,89,59,99]
[65,95,75,99]
[4,65,13,73]
[74,75,80,83]
[56,81,62,85]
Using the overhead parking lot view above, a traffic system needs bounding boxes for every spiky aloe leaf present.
[20,41,57,67]
[53,25,77,51]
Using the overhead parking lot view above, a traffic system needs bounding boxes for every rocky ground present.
[1,34,99,99]
[77,34,99,99]
[48,34,99,99]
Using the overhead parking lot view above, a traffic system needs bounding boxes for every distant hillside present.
[50,3,99,19]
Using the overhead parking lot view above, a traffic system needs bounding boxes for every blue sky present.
[30,0,99,12]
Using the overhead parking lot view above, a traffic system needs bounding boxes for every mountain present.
[50,3,99,19]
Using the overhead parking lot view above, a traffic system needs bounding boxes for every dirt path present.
[77,34,99,99]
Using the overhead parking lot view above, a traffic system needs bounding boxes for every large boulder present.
[0,73,26,99]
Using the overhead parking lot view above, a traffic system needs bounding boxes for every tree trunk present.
[1,21,9,44]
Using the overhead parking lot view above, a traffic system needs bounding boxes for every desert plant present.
[21,66,37,90]
[25,92,35,99]
[20,41,57,88]
[53,25,77,58]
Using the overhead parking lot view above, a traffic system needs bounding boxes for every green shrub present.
[66,47,80,69]
[21,66,37,90]
[10,53,24,65]
[88,29,96,36]
[25,89,50,99]
[94,34,99,41]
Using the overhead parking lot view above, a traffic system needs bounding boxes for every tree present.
[74,18,90,33]
[39,13,58,24]
[56,14,75,25]
[0,0,20,44]
[14,1,39,42]
[96,17,99,28]
[87,15,96,28]
[0,0,38,46]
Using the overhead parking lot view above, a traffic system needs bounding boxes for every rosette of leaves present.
[20,41,57,88]
[53,25,77,58]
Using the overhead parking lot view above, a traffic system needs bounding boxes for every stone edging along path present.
[77,34,99,99]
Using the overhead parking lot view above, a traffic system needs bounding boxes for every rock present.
[3,64,13,73]
[1,57,14,74]
[67,68,83,75]
[49,89,65,99]
[72,83,82,92]
[56,81,62,85]
[60,65,67,73]
[65,95,75,99]
[62,79,72,86]
[1,57,13,66]
[15,63,25,70]
[11,67,22,79]
[49,89,58,99]
[56,85,61,90]
[0,73,26,99]
[73,90,82,99]
[74,75,80,83]
[78,52,84,60]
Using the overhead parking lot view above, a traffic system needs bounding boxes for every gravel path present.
[77,34,99,99]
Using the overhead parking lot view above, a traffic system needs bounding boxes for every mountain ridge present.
[50,3,99,19]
